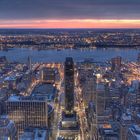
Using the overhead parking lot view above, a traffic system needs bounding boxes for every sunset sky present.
[0,0,140,28]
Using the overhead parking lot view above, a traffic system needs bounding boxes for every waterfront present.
[0,47,139,63]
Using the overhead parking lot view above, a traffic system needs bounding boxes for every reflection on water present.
[0,48,139,63]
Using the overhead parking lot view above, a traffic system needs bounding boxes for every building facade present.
[64,57,74,114]
[6,97,48,136]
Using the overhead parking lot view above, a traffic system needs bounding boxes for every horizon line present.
[0,19,140,29]
[0,28,140,30]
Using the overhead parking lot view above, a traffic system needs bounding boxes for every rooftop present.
[128,125,140,140]
[96,83,105,91]
[121,113,132,121]
[8,95,21,101]
[8,83,56,102]
[99,123,119,139]
[20,128,49,140]
[31,83,56,101]
[0,118,17,137]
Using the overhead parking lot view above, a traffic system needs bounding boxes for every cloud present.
[0,0,140,19]
[0,19,140,28]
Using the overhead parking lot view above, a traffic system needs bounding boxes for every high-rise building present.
[59,111,79,140]
[40,68,55,84]
[93,78,117,139]
[58,57,79,140]
[6,95,49,137]
[137,53,140,64]
[27,56,32,71]
[78,68,97,107]
[64,57,74,114]
[111,56,122,71]
[126,80,140,105]
[0,88,8,115]
[137,81,140,104]
[0,118,17,140]
[96,83,106,117]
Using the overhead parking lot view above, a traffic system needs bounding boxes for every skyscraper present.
[6,96,49,137]
[58,57,79,140]
[111,56,122,71]
[64,57,74,114]
[27,56,32,71]
[40,67,55,84]
[137,53,140,64]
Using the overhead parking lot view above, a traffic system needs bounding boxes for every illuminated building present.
[137,53,140,64]
[40,68,55,84]
[136,81,140,105]
[79,68,97,106]
[111,56,122,71]
[27,56,32,71]
[126,80,140,105]
[58,57,79,140]
[64,57,74,114]
[98,123,119,140]
[96,83,106,117]
[59,112,79,140]
[95,82,112,127]
[6,95,49,137]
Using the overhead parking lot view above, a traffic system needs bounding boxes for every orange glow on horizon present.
[0,19,140,28]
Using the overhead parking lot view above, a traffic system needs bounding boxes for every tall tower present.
[64,57,74,114]
[27,56,32,71]
[58,57,79,140]
[111,56,122,71]
[137,53,140,64]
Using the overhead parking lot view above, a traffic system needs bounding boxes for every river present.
[0,47,139,63]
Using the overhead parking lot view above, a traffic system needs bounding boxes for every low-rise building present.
[0,117,17,140]
[20,128,49,140]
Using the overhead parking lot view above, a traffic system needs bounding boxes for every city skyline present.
[0,0,140,139]
[0,0,140,28]
[0,29,140,139]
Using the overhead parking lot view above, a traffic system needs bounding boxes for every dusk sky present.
[0,0,140,28]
